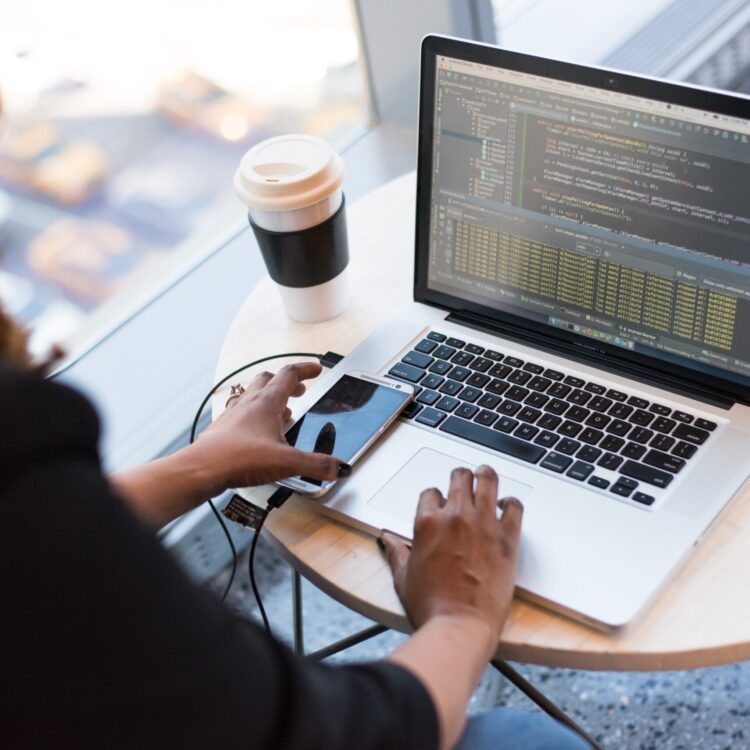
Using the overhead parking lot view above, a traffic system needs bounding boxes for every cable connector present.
[319,351,345,369]
[267,486,294,510]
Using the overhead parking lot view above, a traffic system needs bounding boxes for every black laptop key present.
[484,349,503,361]
[421,373,445,390]
[672,411,693,424]
[673,423,710,445]
[433,344,456,360]
[402,402,422,419]
[579,428,604,446]
[467,372,491,389]
[427,331,447,342]
[630,410,654,427]
[544,369,565,381]
[527,376,552,392]
[598,452,623,470]
[514,423,539,441]
[651,434,675,452]
[494,416,519,433]
[447,366,471,382]
[487,378,511,396]
[458,386,482,403]
[584,382,607,395]
[606,419,631,437]
[586,412,610,430]
[416,407,445,427]
[652,417,676,434]
[643,449,685,474]
[525,392,549,408]
[588,476,610,489]
[430,360,452,375]
[600,435,625,452]
[695,418,717,432]
[534,430,559,448]
[417,389,440,406]
[523,362,545,374]
[477,392,501,410]
[548,382,572,398]
[474,409,498,426]
[621,442,647,460]
[402,351,434,369]
[388,362,425,383]
[627,396,649,409]
[506,385,530,402]
[557,438,581,455]
[439,416,545,463]
[436,396,460,412]
[566,406,590,423]
[610,403,633,419]
[577,445,602,463]
[567,461,594,481]
[672,441,698,459]
[414,339,438,354]
[446,337,465,348]
[588,396,613,413]
[567,389,591,405]
[538,413,562,430]
[545,398,569,416]
[455,402,479,420]
[518,406,542,423]
[564,375,585,388]
[508,369,532,385]
[497,399,522,416]
[560,420,583,438]
[464,343,484,355]
[540,452,572,473]
[504,356,524,368]
[489,363,513,379]
[632,492,655,506]
[629,427,654,445]
[451,351,474,367]
[469,357,493,373]
[620,460,673,488]
[439,380,462,396]
[606,389,627,402]
[649,403,671,416]
[610,480,636,498]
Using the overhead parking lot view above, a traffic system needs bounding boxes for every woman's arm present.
[382,468,523,750]
[111,363,349,526]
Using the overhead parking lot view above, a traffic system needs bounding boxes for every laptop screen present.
[422,44,750,394]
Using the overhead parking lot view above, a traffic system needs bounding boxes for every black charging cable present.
[188,351,344,604]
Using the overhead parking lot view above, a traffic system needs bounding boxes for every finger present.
[473,464,499,518]
[381,532,411,594]
[278,445,348,482]
[265,362,322,406]
[246,370,274,395]
[446,466,474,510]
[416,486,444,516]
[498,496,524,549]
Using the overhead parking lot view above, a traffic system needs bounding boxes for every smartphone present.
[277,371,415,497]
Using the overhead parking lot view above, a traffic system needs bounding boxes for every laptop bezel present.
[414,34,750,406]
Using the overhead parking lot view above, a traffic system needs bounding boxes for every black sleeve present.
[0,365,438,750]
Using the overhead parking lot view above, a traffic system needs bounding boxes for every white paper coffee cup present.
[234,135,349,323]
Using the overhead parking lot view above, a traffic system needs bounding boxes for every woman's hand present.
[190,361,348,494]
[382,465,523,648]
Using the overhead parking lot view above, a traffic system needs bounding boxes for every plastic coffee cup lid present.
[234,134,344,212]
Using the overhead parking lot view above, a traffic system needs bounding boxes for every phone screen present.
[284,374,411,488]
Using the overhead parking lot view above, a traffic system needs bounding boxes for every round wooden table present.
[214,171,750,672]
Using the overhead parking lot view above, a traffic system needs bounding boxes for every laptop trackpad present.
[367,447,534,524]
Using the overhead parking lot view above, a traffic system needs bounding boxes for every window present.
[0,0,366,356]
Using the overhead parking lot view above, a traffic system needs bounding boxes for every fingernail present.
[376,537,386,552]
[337,462,352,477]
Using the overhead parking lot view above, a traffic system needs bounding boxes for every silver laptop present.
[298,35,750,631]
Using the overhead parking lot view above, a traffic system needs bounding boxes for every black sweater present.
[0,364,438,749]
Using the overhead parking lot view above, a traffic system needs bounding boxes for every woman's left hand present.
[191,361,348,494]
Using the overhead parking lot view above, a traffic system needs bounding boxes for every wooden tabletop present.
[214,171,750,671]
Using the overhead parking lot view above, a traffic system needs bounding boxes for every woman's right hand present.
[382,465,523,650]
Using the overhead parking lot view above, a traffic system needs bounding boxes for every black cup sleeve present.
[249,197,349,288]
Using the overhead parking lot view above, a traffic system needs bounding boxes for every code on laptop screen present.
[427,54,750,384]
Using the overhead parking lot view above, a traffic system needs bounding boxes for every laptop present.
[296,35,750,631]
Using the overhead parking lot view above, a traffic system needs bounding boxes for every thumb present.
[278,445,348,482]
[380,532,411,594]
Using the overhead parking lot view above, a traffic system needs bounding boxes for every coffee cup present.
[234,135,349,323]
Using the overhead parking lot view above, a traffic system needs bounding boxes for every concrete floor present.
[212,537,750,750]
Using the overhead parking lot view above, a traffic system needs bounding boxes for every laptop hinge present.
[447,310,736,410]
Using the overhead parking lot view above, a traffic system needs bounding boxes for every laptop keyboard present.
[387,331,718,508]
